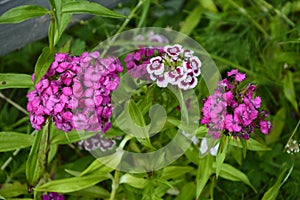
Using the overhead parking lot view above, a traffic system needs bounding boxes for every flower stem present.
[110,170,120,200]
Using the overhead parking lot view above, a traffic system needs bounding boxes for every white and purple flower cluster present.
[77,133,116,152]
[27,51,123,132]
[125,44,202,90]
[201,69,272,140]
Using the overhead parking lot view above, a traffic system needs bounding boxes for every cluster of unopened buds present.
[201,69,272,139]
[125,44,202,90]
[27,51,123,132]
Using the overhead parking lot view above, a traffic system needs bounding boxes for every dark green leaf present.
[0,5,48,24]
[161,166,194,180]
[266,107,286,144]
[0,132,34,152]
[213,163,256,192]
[34,47,54,85]
[283,71,298,113]
[0,73,33,89]
[180,4,202,35]
[26,124,49,186]
[262,165,293,200]
[68,186,110,198]
[0,182,28,198]
[229,138,271,151]
[62,1,126,18]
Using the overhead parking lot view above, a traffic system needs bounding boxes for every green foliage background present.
[0,0,299,199]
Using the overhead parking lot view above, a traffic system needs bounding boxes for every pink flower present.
[260,120,272,134]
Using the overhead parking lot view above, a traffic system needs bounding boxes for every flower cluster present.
[124,46,164,79]
[42,192,64,200]
[77,133,117,152]
[125,44,202,90]
[27,51,123,132]
[285,139,300,154]
[134,31,169,44]
[201,69,272,139]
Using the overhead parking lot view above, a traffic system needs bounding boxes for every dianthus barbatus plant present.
[124,44,202,90]
[27,51,123,133]
[201,69,272,140]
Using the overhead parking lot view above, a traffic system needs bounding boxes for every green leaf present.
[229,138,271,151]
[68,186,110,199]
[262,165,293,200]
[213,163,256,192]
[180,4,202,35]
[0,5,48,24]
[35,173,111,193]
[62,1,126,18]
[26,124,49,186]
[198,0,218,12]
[283,71,299,113]
[0,73,33,89]
[196,155,213,199]
[51,129,96,144]
[0,182,28,198]
[176,182,196,200]
[120,174,148,189]
[266,107,286,144]
[215,136,229,178]
[34,47,54,85]
[161,166,194,180]
[0,132,34,152]
[81,150,124,176]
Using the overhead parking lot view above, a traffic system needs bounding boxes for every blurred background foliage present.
[0,0,299,199]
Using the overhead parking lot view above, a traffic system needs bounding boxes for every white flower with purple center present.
[164,44,183,59]
[147,56,165,76]
[164,67,186,85]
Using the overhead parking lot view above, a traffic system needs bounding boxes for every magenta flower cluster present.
[125,44,202,90]
[201,69,272,139]
[27,51,123,132]
[42,192,64,200]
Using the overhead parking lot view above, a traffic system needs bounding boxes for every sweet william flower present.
[27,51,123,133]
[201,69,272,139]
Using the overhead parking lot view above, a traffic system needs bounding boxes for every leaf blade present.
[62,1,126,18]
[0,132,34,152]
[0,5,48,24]
[0,73,33,89]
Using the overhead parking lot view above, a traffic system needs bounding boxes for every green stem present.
[100,0,144,57]
[110,170,120,200]
[48,10,55,52]
[0,92,28,115]
[286,119,300,143]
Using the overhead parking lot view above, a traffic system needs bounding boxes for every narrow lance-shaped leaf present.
[0,5,48,24]
[62,1,126,18]
[262,165,294,200]
[196,155,213,199]
[34,47,54,85]
[35,174,111,193]
[26,124,49,186]
[283,71,298,113]
[119,174,148,189]
[0,132,34,152]
[213,163,257,192]
[0,73,33,89]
